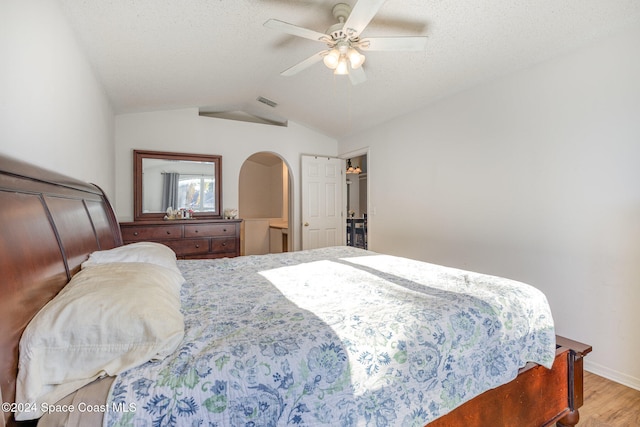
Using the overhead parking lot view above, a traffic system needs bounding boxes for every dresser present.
[120,219,242,259]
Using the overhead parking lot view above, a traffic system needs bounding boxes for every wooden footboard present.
[427,336,592,427]
[556,336,593,427]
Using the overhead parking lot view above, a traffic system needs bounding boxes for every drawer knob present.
[195,244,200,248]
[133,231,139,236]
[222,242,226,246]
[166,230,171,235]
[223,228,227,232]
[194,229,199,233]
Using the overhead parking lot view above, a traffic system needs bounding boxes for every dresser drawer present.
[119,219,241,259]
[164,238,210,256]
[211,238,236,253]
[122,224,182,241]
[184,223,236,238]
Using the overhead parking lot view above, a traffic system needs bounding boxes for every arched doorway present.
[239,152,292,255]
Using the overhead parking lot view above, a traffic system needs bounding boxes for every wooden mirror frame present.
[134,149,222,221]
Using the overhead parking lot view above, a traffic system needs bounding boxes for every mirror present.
[134,150,222,221]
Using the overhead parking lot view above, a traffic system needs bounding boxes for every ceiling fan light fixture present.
[347,48,365,69]
[334,56,349,75]
[265,0,428,84]
[323,49,340,69]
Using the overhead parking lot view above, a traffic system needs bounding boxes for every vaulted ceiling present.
[59,0,640,139]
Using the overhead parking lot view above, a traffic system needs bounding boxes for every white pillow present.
[15,262,185,421]
[82,242,182,278]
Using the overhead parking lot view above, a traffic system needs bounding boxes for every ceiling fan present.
[264,0,427,85]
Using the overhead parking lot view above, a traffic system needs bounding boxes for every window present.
[178,175,215,212]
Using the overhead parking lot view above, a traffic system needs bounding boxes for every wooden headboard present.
[0,154,122,426]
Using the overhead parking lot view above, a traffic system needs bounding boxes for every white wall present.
[339,25,640,389]
[114,108,337,251]
[0,0,115,196]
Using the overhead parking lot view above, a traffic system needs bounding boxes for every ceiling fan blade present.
[359,36,428,51]
[264,19,329,42]
[281,51,326,76]
[348,66,367,85]
[343,0,387,37]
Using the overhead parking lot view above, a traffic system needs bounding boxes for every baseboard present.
[584,359,640,392]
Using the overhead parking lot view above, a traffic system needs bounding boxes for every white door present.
[301,155,344,250]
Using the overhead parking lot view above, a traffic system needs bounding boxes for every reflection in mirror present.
[142,159,216,212]
[134,150,222,221]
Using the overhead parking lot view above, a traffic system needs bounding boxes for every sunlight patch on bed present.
[258,258,440,316]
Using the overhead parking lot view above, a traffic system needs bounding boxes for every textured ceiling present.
[59,0,640,139]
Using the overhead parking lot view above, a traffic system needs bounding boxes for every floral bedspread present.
[106,247,555,427]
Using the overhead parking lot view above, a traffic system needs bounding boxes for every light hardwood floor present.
[578,371,640,427]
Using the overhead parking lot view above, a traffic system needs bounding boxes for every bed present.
[0,153,589,427]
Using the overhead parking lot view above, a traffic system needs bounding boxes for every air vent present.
[257,96,278,108]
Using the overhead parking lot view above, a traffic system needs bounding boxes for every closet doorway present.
[239,152,292,255]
